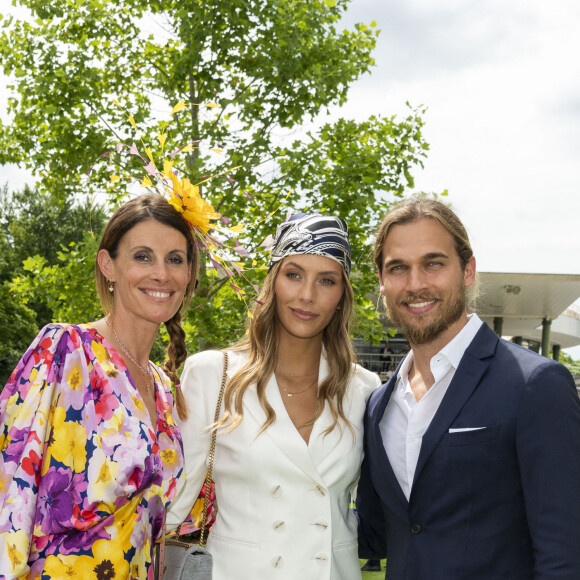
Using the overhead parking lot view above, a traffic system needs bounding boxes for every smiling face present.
[98,219,192,327]
[378,218,476,348]
[274,254,345,344]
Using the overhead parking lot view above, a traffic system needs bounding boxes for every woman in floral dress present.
[0,193,200,579]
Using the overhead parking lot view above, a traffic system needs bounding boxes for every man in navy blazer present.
[356,197,580,579]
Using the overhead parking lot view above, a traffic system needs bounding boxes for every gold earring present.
[108,279,114,293]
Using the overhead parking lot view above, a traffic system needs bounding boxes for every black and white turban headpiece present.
[269,213,351,277]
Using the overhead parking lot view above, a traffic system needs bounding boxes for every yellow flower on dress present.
[9,388,39,431]
[0,530,28,573]
[132,394,146,414]
[29,367,39,383]
[87,446,119,505]
[101,410,126,439]
[190,496,206,528]
[44,538,129,579]
[160,447,178,467]
[7,543,23,571]
[164,171,219,232]
[6,393,20,417]
[92,340,110,364]
[42,406,87,475]
[131,561,147,579]
[109,498,145,554]
[63,360,84,391]
[44,553,96,579]
[91,538,131,579]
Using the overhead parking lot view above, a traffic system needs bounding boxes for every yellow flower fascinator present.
[165,172,220,233]
[89,100,254,296]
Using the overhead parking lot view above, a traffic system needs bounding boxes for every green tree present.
[1,0,429,352]
[0,184,108,386]
[0,282,37,387]
[558,351,580,376]
[9,232,104,325]
[0,184,107,284]
[0,0,387,198]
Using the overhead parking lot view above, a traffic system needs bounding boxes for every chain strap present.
[199,350,228,546]
[157,351,229,580]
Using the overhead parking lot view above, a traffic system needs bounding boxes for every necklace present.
[105,316,152,394]
[277,375,318,397]
[275,369,318,379]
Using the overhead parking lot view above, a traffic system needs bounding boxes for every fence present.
[352,337,409,382]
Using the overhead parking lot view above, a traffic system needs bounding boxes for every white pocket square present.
[448,427,487,433]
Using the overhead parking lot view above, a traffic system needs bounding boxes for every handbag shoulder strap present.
[199,349,228,546]
[157,351,229,579]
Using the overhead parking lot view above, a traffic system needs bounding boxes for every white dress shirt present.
[379,314,484,500]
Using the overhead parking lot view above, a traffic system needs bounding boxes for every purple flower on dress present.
[37,467,76,534]
[141,453,163,493]
[85,371,120,423]
[3,427,28,464]
[149,495,165,542]
[60,515,112,554]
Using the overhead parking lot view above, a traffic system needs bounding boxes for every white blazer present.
[168,349,380,580]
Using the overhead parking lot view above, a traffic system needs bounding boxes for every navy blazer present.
[357,323,580,579]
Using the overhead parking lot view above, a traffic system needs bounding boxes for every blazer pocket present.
[333,538,357,551]
[441,424,500,446]
[210,532,260,551]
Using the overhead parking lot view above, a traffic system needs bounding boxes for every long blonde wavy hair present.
[218,259,356,436]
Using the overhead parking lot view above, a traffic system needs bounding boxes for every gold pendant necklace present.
[277,375,318,397]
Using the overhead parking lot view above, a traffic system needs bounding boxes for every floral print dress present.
[0,323,185,579]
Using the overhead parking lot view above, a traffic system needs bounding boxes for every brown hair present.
[95,193,199,419]
[218,260,356,437]
[374,196,478,308]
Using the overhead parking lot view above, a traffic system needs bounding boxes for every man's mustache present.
[396,292,442,306]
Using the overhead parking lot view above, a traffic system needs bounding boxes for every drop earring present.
[108,279,114,293]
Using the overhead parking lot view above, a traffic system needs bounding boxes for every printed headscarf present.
[269,213,351,276]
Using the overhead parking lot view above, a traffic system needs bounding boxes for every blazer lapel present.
[367,374,409,518]
[412,324,499,487]
[243,368,325,485]
[306,356,338,467]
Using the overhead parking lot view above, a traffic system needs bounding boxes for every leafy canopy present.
[1,0,429,353]
[0,183,108,385]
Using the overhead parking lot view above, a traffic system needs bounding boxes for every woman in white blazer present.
[167,214,380,580]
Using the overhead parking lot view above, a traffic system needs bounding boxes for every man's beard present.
[384,282,467,346]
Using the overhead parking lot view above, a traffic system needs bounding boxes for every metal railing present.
[354,349,406,375]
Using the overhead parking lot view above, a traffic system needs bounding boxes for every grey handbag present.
[156,351,229,580]
[161,542,213,580]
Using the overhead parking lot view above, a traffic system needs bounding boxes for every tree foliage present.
[0,184,108,386]
[1,0,429,357]
[0,0,385,198]
[559,351,580,376]
[10,233,103,324]
[0,184,107,283]
[0,282,37,387]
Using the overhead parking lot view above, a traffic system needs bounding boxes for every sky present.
[1,0,579,349]
[333,0,580,276]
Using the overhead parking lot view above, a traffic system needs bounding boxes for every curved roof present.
[476,272,580,348]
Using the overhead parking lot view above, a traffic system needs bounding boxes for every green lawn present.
[360,559,386,579]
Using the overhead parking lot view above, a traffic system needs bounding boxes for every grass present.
[360,559,386,579]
